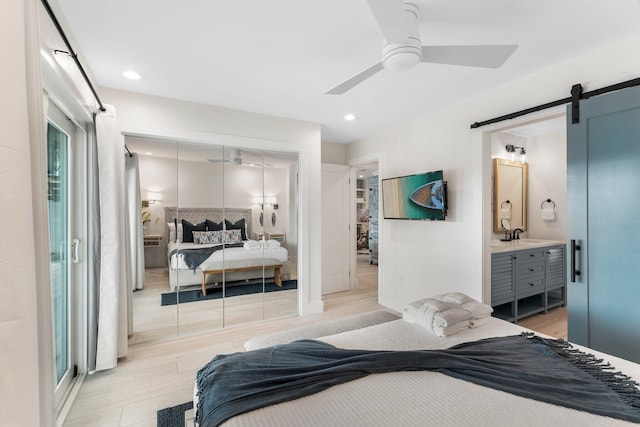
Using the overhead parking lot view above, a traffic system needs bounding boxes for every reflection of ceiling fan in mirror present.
[326,0,518,94]
[207,148,273,167]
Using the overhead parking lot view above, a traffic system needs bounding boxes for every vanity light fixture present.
[505,144,526,163]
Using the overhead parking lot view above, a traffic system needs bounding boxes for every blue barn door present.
[567,86,640,363]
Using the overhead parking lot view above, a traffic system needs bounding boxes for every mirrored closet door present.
[126,136,299,343]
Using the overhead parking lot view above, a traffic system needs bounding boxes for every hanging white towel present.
[541,207,555,221]
[500,208,511,219]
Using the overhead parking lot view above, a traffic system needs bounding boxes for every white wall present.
[103,89,324,314]
[527,130,567,240]
[347,34,640,311]
[321,142,346,164]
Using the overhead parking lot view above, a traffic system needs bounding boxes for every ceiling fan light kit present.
[382,42,421,71]
[325,0,518,95]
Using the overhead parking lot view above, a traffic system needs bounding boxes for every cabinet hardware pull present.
[571,239,581,283]
[529,268,534,272]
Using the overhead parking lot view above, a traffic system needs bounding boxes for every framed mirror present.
[493,158,528,233]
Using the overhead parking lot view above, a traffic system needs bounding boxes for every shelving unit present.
[356,178,369,254]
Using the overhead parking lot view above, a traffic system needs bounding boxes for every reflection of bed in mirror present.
[164,207,289,291]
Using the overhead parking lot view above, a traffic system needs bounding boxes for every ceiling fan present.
[325,0,518,95]
[207,148,273,167]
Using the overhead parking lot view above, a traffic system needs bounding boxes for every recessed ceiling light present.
[344,114,356,121]
[123,70,142,80]
[144,152,153,155]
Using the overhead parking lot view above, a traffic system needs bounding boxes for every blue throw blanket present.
[195,333,640,426]
[170,242,244,271]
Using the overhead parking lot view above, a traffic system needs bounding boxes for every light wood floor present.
[130,266,299,345]
[64,257,567,426]
[64,256,380,426]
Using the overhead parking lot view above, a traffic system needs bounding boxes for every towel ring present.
[501,200,512,209]
[541,199,556,209]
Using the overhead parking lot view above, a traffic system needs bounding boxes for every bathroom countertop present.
[490,238,566,253]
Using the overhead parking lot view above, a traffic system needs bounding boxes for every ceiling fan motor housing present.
[381,2,421,71]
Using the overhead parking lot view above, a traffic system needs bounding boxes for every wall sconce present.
[147,192,162,204]
[142,192,162,208]
[252,195,277,209]
[505,144,527,163]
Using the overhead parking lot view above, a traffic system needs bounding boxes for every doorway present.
[351,161,379,293]
[484,112,568,335]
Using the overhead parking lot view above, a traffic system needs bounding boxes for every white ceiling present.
[54,0,640,144]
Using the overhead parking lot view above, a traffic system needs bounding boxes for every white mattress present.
[168,241,288,271]
[197,317,640,426]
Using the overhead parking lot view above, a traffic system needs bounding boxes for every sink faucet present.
[512,228,524,240]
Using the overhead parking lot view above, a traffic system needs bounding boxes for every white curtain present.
[94,104,128,371]
[125,154,145,292]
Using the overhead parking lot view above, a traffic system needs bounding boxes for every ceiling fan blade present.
[325,61,384,95]
[366,0,411,44]
[421,45,518,68]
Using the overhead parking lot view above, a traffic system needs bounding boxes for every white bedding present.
[167,241,288,290]
[168,241,288,270]
[198,317,640,426]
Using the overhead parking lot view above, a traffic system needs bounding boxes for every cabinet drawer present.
[516,277,544,296]
[516,262,544,279]
[514,248,546,263]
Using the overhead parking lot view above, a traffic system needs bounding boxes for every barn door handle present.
[571,239,581,283]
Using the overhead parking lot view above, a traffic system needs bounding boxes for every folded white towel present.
[403,292,493,336]
[243,240,262,250]
[415,299,473,333]
[460,300,493,319]
[441,292,473,305]
[433,320,471,337]
[266,239,281,248]
[469,316,492,328]
[541,207,555,221]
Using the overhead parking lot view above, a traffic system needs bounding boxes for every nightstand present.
[266,232,285,244]
[252,232,286,244]
[143,234,165,268]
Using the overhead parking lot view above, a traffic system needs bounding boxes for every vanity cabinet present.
[491,244,566,323]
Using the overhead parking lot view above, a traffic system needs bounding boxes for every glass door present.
[46,104,76,409]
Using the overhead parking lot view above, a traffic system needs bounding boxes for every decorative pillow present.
[167,222,176,243]
[168,221,183,242]
[224,219,247,240]
[181,219,207,243]
[206,219,223,231]
[221,229,243,243]
[193,230,223,245]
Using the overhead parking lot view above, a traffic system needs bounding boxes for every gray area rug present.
[157,401,193,427]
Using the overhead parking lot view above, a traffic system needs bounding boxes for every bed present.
[194,295,640,426]
[164,207,289,291]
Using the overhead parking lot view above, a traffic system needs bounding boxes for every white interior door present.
[321,164,350,294]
